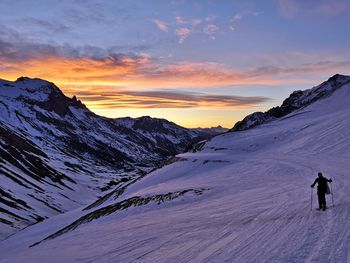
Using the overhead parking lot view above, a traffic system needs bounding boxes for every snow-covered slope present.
[0,77,217,239]
[1,75,350,262]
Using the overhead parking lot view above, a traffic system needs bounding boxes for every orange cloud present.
[0,52,281,90]
[1,53,150,86]
[2,35,350,111]
[2,30,332,91]
[60,87,270,109]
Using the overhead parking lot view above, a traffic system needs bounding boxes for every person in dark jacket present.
[311,172,332,210]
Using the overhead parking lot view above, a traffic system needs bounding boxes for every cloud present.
[2,28,350,98]
[231,14,243,22]
[0,34,153,86]
[275,0,350,18]
[152,16,203,43]
[63,88,270,109]
[143,61,248,85]
[0,27,150,63]
[0,26,26,43]
[247,60,350,78]
[17,18,70,33]
[154,20,168,32]
[2,28,350,89]
[176,27,191,44]
[175,16,202,26]
[229,10,262,31]
[205,15,216,22]
[174,15,218,43]
[3,30,350,91]
[0,35,251,87]
[315,0,350,16]
[203,24,219,35]
[1,31,274,88]
[175,16,185,24]
[191,19,202,26]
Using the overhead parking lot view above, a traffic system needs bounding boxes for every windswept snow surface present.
[1,80,350,262]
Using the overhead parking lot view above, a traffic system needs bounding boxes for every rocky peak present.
[39,93,88,118]
[10,77,88,117]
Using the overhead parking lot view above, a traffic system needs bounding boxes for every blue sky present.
[1,0,350,127]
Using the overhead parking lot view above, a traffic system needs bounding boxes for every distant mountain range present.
[0,77,226,239]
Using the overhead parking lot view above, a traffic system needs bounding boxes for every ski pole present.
[330,182,334,207]
[310,187,313,211]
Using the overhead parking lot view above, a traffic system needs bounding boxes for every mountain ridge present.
[231,74,350,131]
[0,76,222,239]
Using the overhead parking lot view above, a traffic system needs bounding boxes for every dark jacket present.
[311,176,332,194]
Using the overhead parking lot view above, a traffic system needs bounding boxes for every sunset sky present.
[1,0,350,128]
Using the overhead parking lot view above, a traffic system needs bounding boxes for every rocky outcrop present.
[30,188,208,247]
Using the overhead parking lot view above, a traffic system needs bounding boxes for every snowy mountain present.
[0,77,218,239]
[1,74,350,262]
[191,125,228,136]
[232,74,350,131]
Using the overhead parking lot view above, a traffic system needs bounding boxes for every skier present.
[311,172,332,211]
